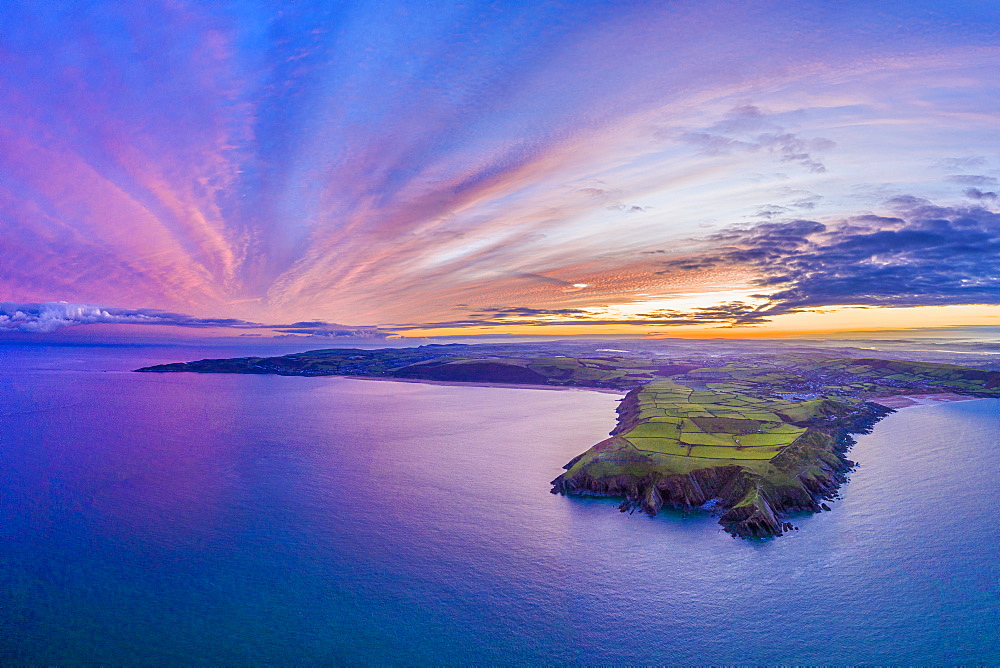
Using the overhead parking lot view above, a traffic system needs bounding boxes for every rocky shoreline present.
[551,390,895,539]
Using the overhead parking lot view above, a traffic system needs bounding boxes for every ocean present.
[1,344,998,664]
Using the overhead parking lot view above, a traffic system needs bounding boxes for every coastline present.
[134,347,1000,540]
[873,392,980,409]
[336,374,628,395]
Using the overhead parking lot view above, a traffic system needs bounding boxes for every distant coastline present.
[340,381,985,404]
[261,377,984,403]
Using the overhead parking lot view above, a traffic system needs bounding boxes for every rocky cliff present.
[551,387,895,538]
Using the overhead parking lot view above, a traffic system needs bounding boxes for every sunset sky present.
[2,1,1000,338]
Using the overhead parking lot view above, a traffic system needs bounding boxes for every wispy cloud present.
[937,156,989,170]
[678,105,836,174]
[947,174,998,186]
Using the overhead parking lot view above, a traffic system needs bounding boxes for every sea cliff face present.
[551,385,895,538]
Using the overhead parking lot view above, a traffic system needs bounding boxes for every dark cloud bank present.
[663,197,1000,324]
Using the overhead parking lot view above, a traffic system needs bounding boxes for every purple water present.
[2,343,998,663]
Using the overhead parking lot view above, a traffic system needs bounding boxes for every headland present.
[136,341,1000,538]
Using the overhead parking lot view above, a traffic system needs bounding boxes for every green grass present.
[625,422,681,439]
[679,432,739,446]
[625,438,690,456]
[688,446,780,460]
[734,432,803,447]
[563,354,999,477]
[619,374,847,464]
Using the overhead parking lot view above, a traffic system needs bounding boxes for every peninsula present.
[137,341,1000,538]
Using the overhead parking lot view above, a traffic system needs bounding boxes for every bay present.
[1,344,998,664]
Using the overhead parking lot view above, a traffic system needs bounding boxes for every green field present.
[605,355,997,464]
[620,377,821,462]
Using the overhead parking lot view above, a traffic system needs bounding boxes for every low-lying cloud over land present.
[0,303,386,338]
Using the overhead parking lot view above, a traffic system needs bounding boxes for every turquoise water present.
[1,344,999,664]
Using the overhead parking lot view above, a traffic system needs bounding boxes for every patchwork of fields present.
[612,356,1000,463]
[619,380,848,460]
[622,380,812,460]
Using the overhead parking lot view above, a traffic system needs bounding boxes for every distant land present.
[136,341,1000,538]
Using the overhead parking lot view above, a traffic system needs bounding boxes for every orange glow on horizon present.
[395,304,1000,339]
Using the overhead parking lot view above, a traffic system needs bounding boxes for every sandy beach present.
[872,392,980,409]
[345,376,983,404]
[342,374,627,394]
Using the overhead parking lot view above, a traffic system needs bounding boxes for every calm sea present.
[1,344,998,664]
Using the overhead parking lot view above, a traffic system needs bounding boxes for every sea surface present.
[1,344,999,664]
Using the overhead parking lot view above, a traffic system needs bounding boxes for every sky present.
[2,0,1000,339]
